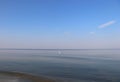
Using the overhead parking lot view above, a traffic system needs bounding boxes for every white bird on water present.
[58,51,62,55]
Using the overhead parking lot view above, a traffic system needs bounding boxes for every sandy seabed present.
[0,71,55,82]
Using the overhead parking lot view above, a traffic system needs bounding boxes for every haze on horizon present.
[0,0,120,49]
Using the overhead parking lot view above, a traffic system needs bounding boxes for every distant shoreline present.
[0,48,120,50]
[0,71,55,82]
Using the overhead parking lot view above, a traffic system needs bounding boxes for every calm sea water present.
[0,49,120,82]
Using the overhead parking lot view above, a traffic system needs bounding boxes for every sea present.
[0,49,120,82]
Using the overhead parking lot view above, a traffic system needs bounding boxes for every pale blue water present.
[0,49,120,82]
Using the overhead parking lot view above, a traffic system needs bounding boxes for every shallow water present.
[0,74,30,82]
[0,49,120,82]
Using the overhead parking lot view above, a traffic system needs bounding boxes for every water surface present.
[0,73,30,82]
[0,49,120,82]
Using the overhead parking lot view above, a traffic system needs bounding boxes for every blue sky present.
[0,0,120,49]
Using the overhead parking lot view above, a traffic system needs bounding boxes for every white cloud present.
[98,20,116,28]
[90,32,95,34]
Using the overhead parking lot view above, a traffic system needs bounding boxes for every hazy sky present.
[0,0,120,49]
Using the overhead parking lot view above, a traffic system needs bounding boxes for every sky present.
[0,0,120,49]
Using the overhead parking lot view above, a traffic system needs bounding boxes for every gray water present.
[0,49,120,82]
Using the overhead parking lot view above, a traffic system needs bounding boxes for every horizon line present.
[0,48,120,50]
